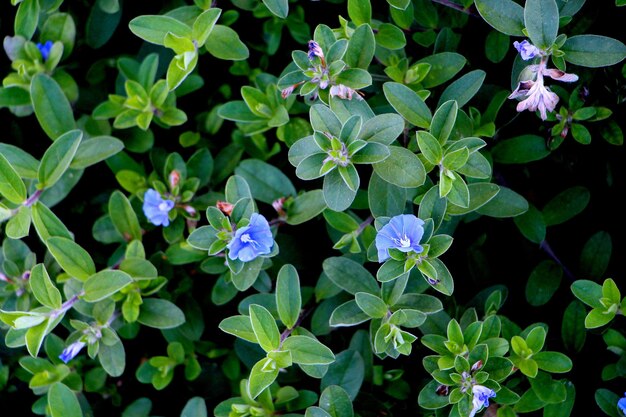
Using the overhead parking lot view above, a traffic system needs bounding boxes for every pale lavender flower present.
[281,85,296,99]
[307,40,324,60]
[329,84,363,101]
[59,341,86,363]
[509,59,578,120]
[513,40,541,60]
[375,214,425,262]
[36,41,53,62]
[469,385,496,417]
[227,213,274,262]
[143,189,175,227]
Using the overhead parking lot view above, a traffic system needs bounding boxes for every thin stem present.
[540,240,576,281]
[431,0,479,16]
[280,308,313,344]
[356,215,374,235]
[24,189,43,207]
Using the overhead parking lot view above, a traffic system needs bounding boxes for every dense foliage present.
[0,0,625,416]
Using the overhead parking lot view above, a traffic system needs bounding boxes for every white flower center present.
[398,235,411,248]
[241,233,254,243]
[158,202,170,211]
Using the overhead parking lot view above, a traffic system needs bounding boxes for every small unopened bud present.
[183,205,197,216]
[272,197,286,217]
[216,201,233,216]
[436,384,450,396]
[281,85,296,99]
[169,170,181,189]
[471,360,484,372]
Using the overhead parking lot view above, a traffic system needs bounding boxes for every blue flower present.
[59,341,86,363]
[513,40,540,60]
[375,214,425,262]
[36,41,53,62]
[307,40,324,60]
[142,189,175,227]
[469,385,496,417]
[618,393,626,415]
[227,213,274,262]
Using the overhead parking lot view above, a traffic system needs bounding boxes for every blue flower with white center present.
[227,213,274,262]
[513,40,541,61]
[142,189,175,227]
[469,385,496,417]
[307,40,324,60]
[36,40,53,62]
[375,214,425,262]
[59,341,86,363]
[619,393,626,415]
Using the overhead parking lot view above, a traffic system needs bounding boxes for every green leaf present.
[0,87,31,108]
[276,264,302,329]
[344,24,375,69]
[70,136,124,169]
[128,15,192,45]
[249,304,281,352]
[570,280,603,309]
[262,0,288,18]
[138,299,185,329]
[235,159,296,204]
[47,237,96,281]
[323,257,379,296]
[14,0,39,39]
[375,23,406,50]
[594,389,620,417]
[485,30,510,63]
[474,0,525,36]
[533,351,572,373]
[0,153,27,204]
[437,70,486,108]
[319,385,354,417]
[6,205,31,239]
[323,168,357,212]
[248,358,279,399]
[30,73,76,140]
[283,336,335,365]
[192,8,221,46]
[354,292,387,318]
[320,350,364,401]
[418,379,450,409]
[31,201,71,242]
[368,171,406,218]
[286,190,327,225]
[562,35,626,68]
[26,319,51,357]
[476,186,528,218]
[579,231,612,279]
[542,186,590,226]
[329,300,370,327]
[416,52,466,88]
[218,315,258,343]
[29,264,62,309]
[513,204,546,244]
[430,100,458,144]
[205,25,249,60]
[524,0,559,49]
[348,0,372,25]
[48,382,83,417]
[525,260,562,306]
[383,82,432,129]
[417,131,443,164]
[446,183,499,216]
[0,143,39,179]
[181,397,207,417]
[109,191,142,242]
[492,135,550,164]
[83,270,133,303]
[561,300,586,352]
[373,146,426,188]
[38,130,82,189]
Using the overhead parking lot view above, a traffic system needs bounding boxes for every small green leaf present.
[283,336,335,365]
[525,260,562,306]
[276,264,302,329]
[354,292,387,318]
[542,186,590,226]
[48,382,83,417]
[47,237,96,281]
[383,82,432,129]
[29,264,62,309]
[0,153,27,204]
[249,304,281,353]
[128,15,192,45]
[262,0,288,18]
[562,35,626,68]
[30,73,76,140]
[109,191,142,241]
[38,130,82,189]
[205,25,249,61]
[137,299,185,329]
[83,270,133,303]
[524,0,559,49]
[474,0,525,36]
